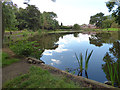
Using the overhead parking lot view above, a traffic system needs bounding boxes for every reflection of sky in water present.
[41,33,113,83]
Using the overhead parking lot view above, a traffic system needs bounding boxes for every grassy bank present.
[94,28,120,31]
[3,66,81,88]
[2,52,20,67]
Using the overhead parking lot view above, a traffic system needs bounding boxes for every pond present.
[29,31,120,84]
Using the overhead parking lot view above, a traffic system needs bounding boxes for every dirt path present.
[2,48,32,84]
[2,60,32,84]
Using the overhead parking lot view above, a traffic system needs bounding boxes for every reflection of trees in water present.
[89,32,119,47]
[28,33,72,58]
[29,32,81,50]
[73,33,79,37]
[29,33,66,49]
[109,41,120,59]
[102,41,120,87]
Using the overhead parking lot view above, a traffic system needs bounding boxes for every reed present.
[114,63,120,86]
[75,49,93,77]
[75,53,83,73]
[85,49,93,71]
[106,61,115,86]
[106,61,120,87]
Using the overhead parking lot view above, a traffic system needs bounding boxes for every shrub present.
[73,24,80,30]
[9,40,43,59]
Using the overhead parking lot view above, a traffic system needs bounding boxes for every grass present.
[3,66,81,88]
[95,28,120,31]
[2,52,20,67]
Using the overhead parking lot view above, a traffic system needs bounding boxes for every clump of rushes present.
[106,61,120,87]
[75,49,93,78]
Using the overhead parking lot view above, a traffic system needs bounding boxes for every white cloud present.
[54,44,68,53]
[43,44,68,56]
[58,34,91,44]
[51,59,61,64]
[43,50,52,56]
[50,63,54,65]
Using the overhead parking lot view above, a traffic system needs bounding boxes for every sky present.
[12,0,111,26]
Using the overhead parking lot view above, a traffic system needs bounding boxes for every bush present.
[73,24,80,30]
[9,40,43,59]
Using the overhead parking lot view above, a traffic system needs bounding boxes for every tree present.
[111,22,119,28]
[106,1,120,25]
[2,1,18,31]
[42,11,59,30]
[16,8,28,30]
[89,12,107,28]
[26,5,41,31]
[73,24,80,30]
[102,15,114,28]
[2,1,18,46]
[61,22,63,26]
[102,19,113,28]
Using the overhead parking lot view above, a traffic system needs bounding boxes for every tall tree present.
[89,12,107,28]
[106,1,120,25]
[42,11,59,30]
[26,5,41,31]
[16,8,28,30]
[2,1,18,31]
[102,15,115,28]
[2,1,18,46]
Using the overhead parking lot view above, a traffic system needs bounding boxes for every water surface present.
[30,31,120,83]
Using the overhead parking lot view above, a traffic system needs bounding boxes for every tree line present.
[2,1,59,31]
[2,0,120,33]
[89,1,120,28]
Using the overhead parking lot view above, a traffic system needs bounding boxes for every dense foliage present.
[89,12,119,28]
[73,24,80,30]
[2,1,59,31]
[89,0,120,29]
[106,1,120,25]
[89,12,107,28]
[9,40,44,59]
